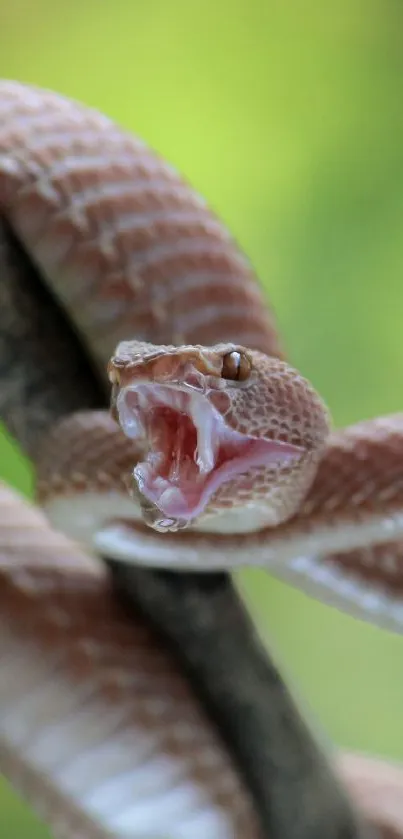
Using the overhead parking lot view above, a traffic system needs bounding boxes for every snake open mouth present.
[116,383,302,526]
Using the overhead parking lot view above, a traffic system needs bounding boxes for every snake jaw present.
[115,380,303,531]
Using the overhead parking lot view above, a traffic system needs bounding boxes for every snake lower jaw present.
[115,387,304,531]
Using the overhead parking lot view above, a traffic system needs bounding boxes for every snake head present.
[108,340,330,533]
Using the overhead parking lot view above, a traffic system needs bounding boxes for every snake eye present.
[221,351,251,382]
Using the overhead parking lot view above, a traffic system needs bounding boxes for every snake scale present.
[0,80,402,838]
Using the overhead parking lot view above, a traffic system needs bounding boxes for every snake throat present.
[116,382,303,529]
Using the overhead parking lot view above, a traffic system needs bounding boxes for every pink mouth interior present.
[116,383,302,525]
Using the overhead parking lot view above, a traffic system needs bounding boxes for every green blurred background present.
[1,1,403,834]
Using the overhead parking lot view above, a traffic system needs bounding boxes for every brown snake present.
[0,80,402,838]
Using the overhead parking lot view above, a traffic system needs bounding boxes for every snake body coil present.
[0,80,402,838]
